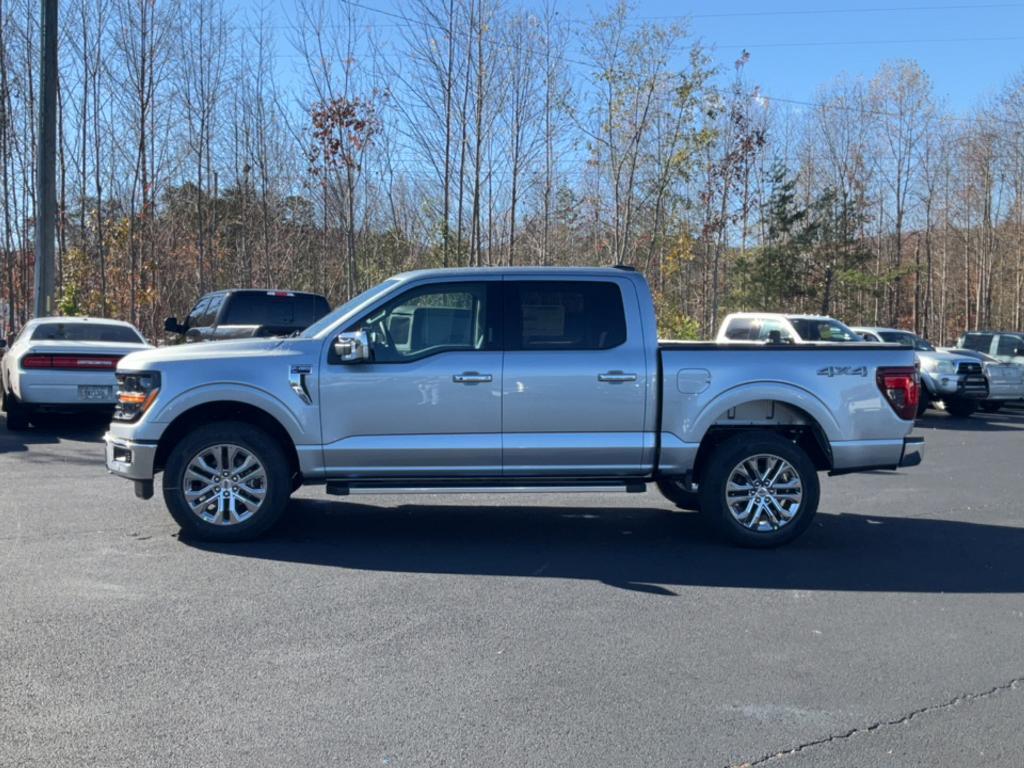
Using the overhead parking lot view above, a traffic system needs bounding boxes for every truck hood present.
[117,337,287,370]
[917,349,966,365]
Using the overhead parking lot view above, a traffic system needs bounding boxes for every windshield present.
[31,322,144,344]
[301,279,402,338]
[787,318,860,342]
[879,331,935,352]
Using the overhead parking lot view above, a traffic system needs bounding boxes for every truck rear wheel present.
[163,421,292,542]
[698,432,819,548]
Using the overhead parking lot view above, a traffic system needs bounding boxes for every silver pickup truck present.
[104,267,923,548]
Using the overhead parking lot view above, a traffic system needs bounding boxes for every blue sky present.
[264,1,1024,113]
[660,0,1024,111]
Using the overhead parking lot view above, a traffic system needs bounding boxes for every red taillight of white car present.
[876,365,920,420]
[21,354,122,370]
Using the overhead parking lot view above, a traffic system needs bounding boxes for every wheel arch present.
[691,401,833,484]
[153,401,301,481]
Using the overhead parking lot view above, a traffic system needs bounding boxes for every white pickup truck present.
[104,267,923,547]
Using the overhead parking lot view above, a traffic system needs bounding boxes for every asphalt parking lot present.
[2,409,1023,768]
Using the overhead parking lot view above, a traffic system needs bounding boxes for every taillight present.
[22,354,122,370]
[21,355,52,368]
[876,365,920,420]
[53,355,121,370]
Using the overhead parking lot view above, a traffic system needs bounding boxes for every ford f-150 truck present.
[104,267,923,548]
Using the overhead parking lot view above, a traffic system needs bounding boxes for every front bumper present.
[104,433,158,497]
[922,372,987,400]
[899,436,925,468]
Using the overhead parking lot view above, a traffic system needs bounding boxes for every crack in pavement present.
[729,675,1024,767]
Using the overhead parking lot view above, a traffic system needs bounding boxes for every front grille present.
[957,361,982,375]
[956,361,989,396]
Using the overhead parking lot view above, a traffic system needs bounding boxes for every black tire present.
[916,393,931,417]
[698,432,820,548]
[944,398,978,418]
[979,401,1003,413]
[3,391,31,431]
[656,478,701,511]
[162,421,292,542]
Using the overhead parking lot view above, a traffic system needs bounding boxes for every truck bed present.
[658,340,906,351]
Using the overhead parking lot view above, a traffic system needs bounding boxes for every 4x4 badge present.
[817,366,867,377]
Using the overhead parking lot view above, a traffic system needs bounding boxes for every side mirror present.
[164,316,183,334]
[334,330,371,363]
[767,330,783,344]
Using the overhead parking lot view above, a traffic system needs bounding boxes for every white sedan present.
[1,317,151,430]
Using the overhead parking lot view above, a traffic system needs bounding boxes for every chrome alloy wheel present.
[182,443,267,525]
[724,453,803,532]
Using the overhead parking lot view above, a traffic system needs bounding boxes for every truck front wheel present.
[163,421,292,541]
[698,432,820,548]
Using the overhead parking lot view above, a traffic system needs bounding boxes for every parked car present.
[956,331,1024,365]
[942,347,1024,412]
[2,317,151,430]
[716,312,862,343]
[164,289,331,342]
[852,327,988,417]
[105,267,923,549]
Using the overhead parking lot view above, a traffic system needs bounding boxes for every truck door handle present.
[453,372,493,384]
[598,371,638,383]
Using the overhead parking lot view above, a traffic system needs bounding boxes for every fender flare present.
[150,382,306,444]
[685,380,842,444]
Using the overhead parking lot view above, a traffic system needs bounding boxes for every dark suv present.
[165,290,331,342]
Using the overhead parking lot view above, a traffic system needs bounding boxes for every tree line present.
[0,0,1022,343]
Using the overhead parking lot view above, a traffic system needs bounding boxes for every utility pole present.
[33,0,57,317]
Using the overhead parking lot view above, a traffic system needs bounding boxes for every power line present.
[713,34,1024,49]
[628,2,1024,21]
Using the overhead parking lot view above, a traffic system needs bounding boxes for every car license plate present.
[78,385,112,401]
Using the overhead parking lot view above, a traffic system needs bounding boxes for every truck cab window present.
[961,333,993,352]
[186,297,211,328]
[200,294,224,326]
[724,318,757,340]
[758,320,793,343]
[997,334,1024,356]
[506,281,626,350]
[357,282,492,362]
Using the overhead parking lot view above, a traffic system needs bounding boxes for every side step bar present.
[325,479,648,496]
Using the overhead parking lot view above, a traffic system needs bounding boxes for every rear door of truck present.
[500,276,650,476]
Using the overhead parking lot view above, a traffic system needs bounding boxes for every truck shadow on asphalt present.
[184,500,1024,596]
[916,408,1024,431]
[0,414,108,454]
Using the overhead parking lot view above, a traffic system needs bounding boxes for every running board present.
[325,479,648,496]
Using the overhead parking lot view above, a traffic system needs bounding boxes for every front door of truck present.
[500,278,649,477]
[319,279,503,477]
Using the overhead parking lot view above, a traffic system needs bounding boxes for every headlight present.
[922,359,956,375]
[114,371,161,422]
